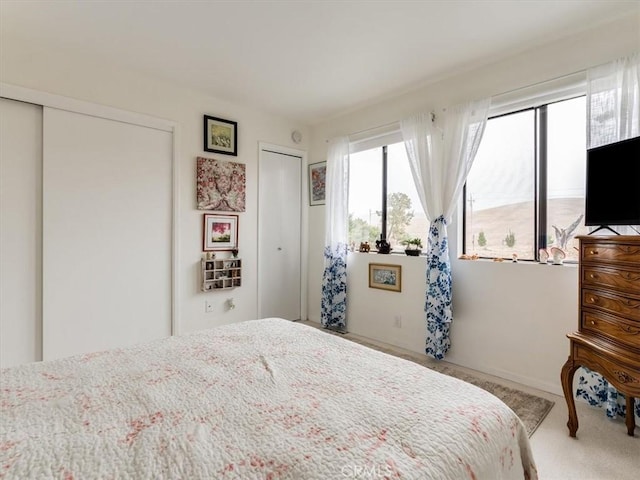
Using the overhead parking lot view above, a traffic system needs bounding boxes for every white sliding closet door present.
[0,98,43,368]
[43,107,172,360]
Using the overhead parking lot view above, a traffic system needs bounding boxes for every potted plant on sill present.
[402,237,423,256]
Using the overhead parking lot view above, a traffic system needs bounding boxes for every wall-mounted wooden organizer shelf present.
[201,258,241,291]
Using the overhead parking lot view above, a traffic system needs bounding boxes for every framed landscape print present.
[203,214,238,251]
[369,263,401,292]
[308,161,326,206]
[204,115,237,156]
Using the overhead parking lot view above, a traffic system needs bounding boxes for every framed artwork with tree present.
[203,214,238,251]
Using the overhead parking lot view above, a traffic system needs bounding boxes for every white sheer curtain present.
[401,99,490,359]
[321,136,350,330]
[587,52,639,148]
[577,52,640,423]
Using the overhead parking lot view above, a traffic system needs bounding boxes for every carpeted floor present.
[311,324,554,437]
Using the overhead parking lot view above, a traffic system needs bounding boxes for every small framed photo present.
[369,263,402,292]
[204,115,237,156]
[203,214,238,251]
[308,161,326,206]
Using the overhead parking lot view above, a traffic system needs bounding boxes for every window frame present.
[381,145,388,241]
[462,94,586,262]
[348,141,425,253]
[348,144,391,245]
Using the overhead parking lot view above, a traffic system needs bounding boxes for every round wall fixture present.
[291,130,302,144]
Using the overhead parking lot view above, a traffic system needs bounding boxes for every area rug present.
[317,327,554,437]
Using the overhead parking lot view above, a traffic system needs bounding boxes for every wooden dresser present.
[561,235,640,437]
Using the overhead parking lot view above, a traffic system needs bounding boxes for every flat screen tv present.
[585,136,640,231]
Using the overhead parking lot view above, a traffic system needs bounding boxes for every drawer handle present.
[590,320,596,325]
[621,325,640,335]
[589,250,599,255]
[588,297,597,303]
[613,371,637,384]
[589,273,598,279]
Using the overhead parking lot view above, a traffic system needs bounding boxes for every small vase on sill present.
[375,238,391,254]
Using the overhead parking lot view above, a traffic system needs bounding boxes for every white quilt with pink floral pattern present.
[1,318,537,479]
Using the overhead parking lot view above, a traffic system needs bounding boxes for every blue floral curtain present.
[321,243,348,330]
[321,137,349,330]
[578,52,640,423]
[401,100,490,359]
[576,371,640,423]
[425,216,452,359]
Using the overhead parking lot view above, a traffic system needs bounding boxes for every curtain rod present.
[322,121,401,143]
[493,51,638,99]
[348,112,438,138]
[326,114,436,143]
[325,66,591,144]
[324,122,398,144]
[490,68,586,100]
[347,120,400,138]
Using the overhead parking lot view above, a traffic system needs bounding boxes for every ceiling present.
[1,1,638,125]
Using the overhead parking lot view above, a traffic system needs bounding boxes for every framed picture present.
[196,157,246,211]
[369,263,402,292]
[204,115,237,156]
[308,161,326,206]
[203,214,238,251]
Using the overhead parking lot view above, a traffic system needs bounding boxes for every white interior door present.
[42,107,173,360]
[0,98,43,368]
[258,148,301,320]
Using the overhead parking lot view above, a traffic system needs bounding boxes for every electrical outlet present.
[394,315,402,328]
[205,299,214,313]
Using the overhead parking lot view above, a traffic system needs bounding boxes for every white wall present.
[307,13,639,395]
[0,36,309,336]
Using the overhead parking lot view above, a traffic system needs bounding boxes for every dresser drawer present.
[582,288,640,322]
[581,242,640,264]
[573,343,640,396]
[582,266,640,293]
[581,311,640,350]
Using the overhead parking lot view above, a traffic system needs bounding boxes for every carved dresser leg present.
[625,396,636,437]
[561,357,579,437]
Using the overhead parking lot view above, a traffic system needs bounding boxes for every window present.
[348,142,427,252]
[464,95,588,262]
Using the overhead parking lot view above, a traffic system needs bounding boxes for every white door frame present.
[0,82,180,338]
[257,142,307,321]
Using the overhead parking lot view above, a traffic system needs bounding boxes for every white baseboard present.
[446,358,564,397]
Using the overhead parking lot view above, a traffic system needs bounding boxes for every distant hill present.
[395,198,586,261]
[466,198,587,261]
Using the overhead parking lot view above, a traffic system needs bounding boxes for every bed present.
[1,318,537,479]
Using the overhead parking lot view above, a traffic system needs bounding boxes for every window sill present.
[456,256,578,267]
[349,251,426,258]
